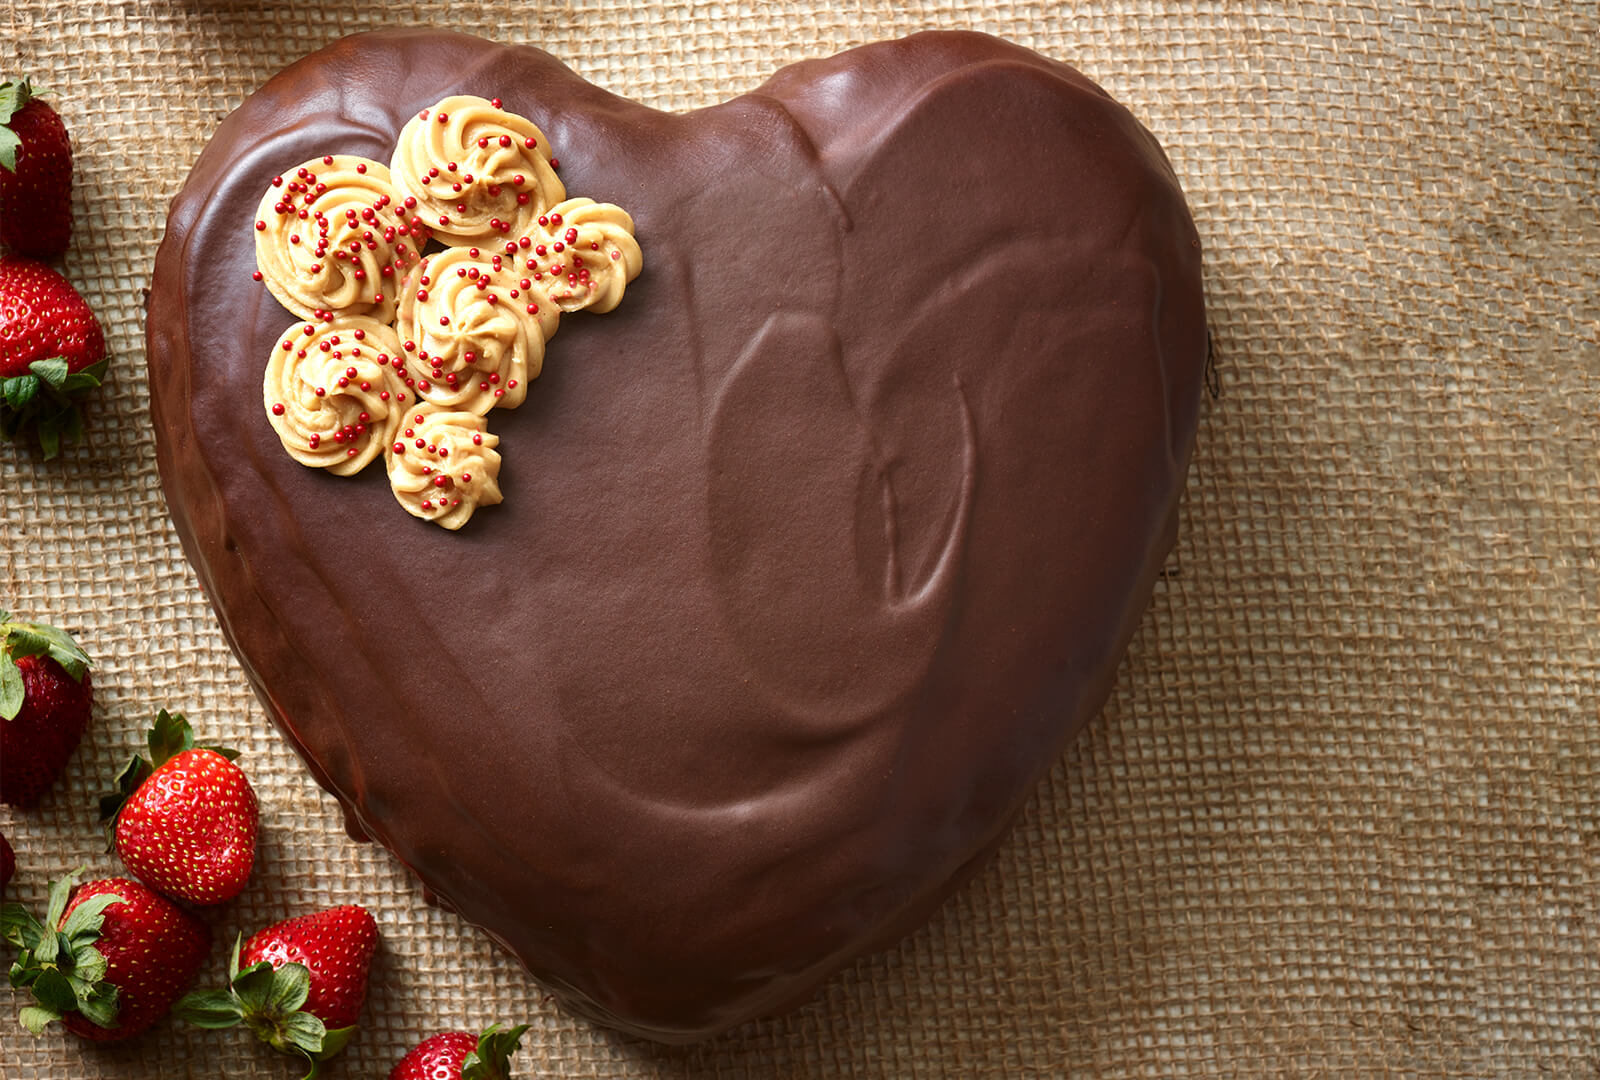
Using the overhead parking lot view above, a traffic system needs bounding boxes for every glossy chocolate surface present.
[148,29,1206,1041]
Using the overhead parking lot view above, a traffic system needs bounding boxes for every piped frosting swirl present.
[386,405,503,530]
[263,316,410,475]
[389,96,565,245]
[515,198,643,314]
[394,246,557,414]
[254,156,425,323]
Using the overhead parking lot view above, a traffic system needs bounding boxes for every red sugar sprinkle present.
[272,403,285,416]
[490,98,502,108]
[255,220,266,231]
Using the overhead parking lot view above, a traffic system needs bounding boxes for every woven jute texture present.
[2,0,1597,1076]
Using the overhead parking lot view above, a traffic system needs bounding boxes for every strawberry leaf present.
[0,355,109,460]
[59,892,120,940]
[0,614,91,683]
[0,901,41,947]
[0,77,34,173]
[1,870,123,1034]
[461,1022,531,1080]
[29,357,68,389]
[173,989,245,1029]
[31,969,75,1014]
[281,1010,328,1055]
[74,982,119,1029]
[17,1005,59,1035]
[0,662,21,722]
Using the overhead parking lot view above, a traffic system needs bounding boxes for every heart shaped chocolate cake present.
[148,29,1206,1041]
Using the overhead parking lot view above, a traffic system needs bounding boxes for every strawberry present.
[99,709,258,905]
[0,870,210,1041]
[390,1023,530,1080]
[177,905,379,1076]
[0,609,92,807]
[0,254,107,457]
[0,77,73,257]
[0,829,14,895]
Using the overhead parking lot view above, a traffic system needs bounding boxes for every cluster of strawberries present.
[0,77,108,459]
[0,611,531,1078]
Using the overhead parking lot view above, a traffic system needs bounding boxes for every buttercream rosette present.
[385,404,503,530]
[262,316,410,475]
[389,95,564,245]
[253,155,425,324]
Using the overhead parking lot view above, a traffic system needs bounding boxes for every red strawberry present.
[390,1024,530,1080]
[0,254,107,457]
[99,709,258,904]
[1,609,92,806]
[0,870,210,1041]
[0,77,73,257]
[0,829,14,895]
[177,905,379,1073]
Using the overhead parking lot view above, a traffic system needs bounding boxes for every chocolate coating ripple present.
[148,29,1206,1041]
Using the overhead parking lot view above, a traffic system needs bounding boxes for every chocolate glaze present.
[147,30,1206,1041]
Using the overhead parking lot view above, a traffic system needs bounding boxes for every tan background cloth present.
[2,0,1596,1076]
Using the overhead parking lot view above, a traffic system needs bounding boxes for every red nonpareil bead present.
[272,175,284,187]
[473,433,483,445]
[513,174,524,186]
[253,271,264,281]
[462,472,471,482]
[255,220,266,231]
[308,434,321,448]
[439,215,450,226]
[550,157,559,169]
[393,442,405,454]
[419,109,429,120]
[525,136,536,149]
[347,447,358,458]
[272,403,286,415]
[357,163,367,173]
[417,289,429,301]
[434,476,447,487]
[565,227,578,243]
[490,97,502,108]
[478,137,489,149]
[438,112,449,122]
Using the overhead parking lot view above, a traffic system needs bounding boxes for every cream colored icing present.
[254,156,425,324]
[263,316,411,475]
[389,96,565,245]
[514,197,644,314]
[385,405,503,530]
[393,246,558,414]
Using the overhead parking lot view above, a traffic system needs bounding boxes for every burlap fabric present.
[1,1,1596,1076]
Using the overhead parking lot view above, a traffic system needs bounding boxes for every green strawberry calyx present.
[0,76,48,173]
[0,868,123,1034]
[98,709,241,845]
[0,354,110,460]
[461,1022,531,1080]
[175,935,355,1080]
[0,609,91,721]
